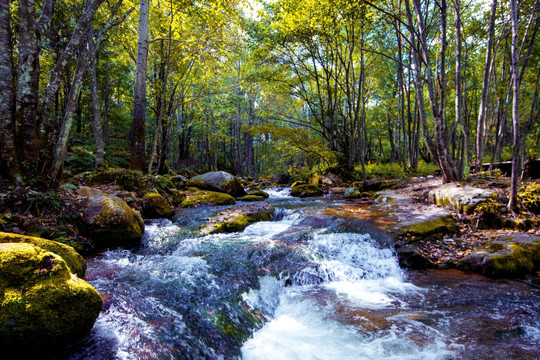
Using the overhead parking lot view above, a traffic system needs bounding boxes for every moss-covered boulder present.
[397,215,459,241]
[79,194,144,249]
[460,234,540,277]
[344,187,362,199]
[0,243,102,354]
[186,171,246,197]
[201,203,275,234]
[181,189,236,208]
[290,184,323,198]
[169,174,189,189]
[428,183,496,214]
[242,195,265,202]
[248,190,269,199]
[143,193,174,218]
[0,232,86,278]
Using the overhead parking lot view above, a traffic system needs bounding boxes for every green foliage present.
[518,182,540,214]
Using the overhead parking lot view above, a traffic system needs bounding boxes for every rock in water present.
[428,183,495,213]
[79,194,144,249]
[200,202,275,234]
[344,187,362,199]
[290,184,322,198]
[187,171,246,197]
[0,232,86,278]
[0,242,102,355]
[143,193,174,218]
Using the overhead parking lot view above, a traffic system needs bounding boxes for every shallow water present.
[66,189,540,360]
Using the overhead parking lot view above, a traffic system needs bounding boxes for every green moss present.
[242,195,264,202]
[0,232,86,278]
[181,190,236,208]
[290,184,322,198]
[143,193,173,218]
[398,216,459,241]
[0,243,102,353]
[248,190,269,199]
[488,244,534,277]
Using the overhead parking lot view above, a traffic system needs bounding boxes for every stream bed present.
[66,189,540,360]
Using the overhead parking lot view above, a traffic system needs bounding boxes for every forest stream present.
[65,189,540,360]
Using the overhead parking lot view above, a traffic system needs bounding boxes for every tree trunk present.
[0,0,19,179]
[475,0,497,173]
[16,0,41,170]
[89,46,105,170]
[508,0,520,212]
[130,0,150,171]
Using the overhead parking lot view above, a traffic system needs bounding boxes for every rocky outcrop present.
[459,234,540,277]
[396,216,459,241]
[181,189,236,207]
[247,190,269,199]
[79,194,144,248]
[200,203,275,234]
[143,193,173,218]
[187,171,246,197]
[290,184,322,198]
[0,232,86,278]
[0,242,102,354]
[428,183,495,213]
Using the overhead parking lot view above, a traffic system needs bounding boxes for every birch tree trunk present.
[129,0,150,171]
[0,0,19,179]
[508,0,520,211]
[475,0,497,173]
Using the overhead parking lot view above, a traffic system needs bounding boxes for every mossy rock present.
[242,195,264,202]
[0,243,102,354]
[397,216,459,241]
[181,190,236,208]
[248,190,269,199]
[186,171,246,197]
[290,184,322,198]
[344,187,362,199]
[428,183,496,214]
[460,235,540,278]
[143,193,174,218]
[0,232,86,278]
[362,179,401,192]
[79,194,144,249]
[201,203,275,234]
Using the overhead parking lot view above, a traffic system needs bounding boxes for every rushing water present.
[66,189,540,360]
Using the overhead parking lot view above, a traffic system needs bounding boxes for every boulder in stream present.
[143,193,174,218]
[344,187,362,199]
[0,232,86,277]
[290,184,322,198]
[200,202,275,234]
[428,183,495,213]
[460,233,540,277]
[187,171,246,197]
[181,189,236,207]
[79,194,144,249]
[0,242,102,355]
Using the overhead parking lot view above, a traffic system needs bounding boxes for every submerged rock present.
[79,194,144,249]
[143,193,174,218]
[290,184,322,198]
[187,171,246,197]
[181,189,236,207]
[460,234,540,277]
[0,231,86,278]
[201,202,275,234]
[428,183,495,213]
[0,242,102,354]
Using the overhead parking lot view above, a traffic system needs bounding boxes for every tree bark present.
[508,0,520,212]
[129,0,150,171]
[0,0,19,179]
[89,46,105,170]
[475,0,497,173]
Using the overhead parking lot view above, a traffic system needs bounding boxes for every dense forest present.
[0,0,538,201]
